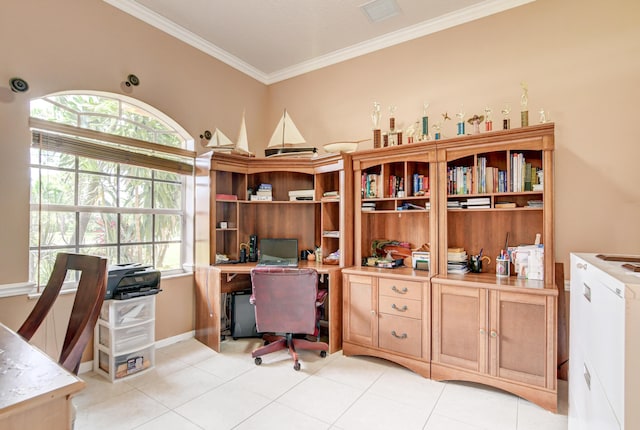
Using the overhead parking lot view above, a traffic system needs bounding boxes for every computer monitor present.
[257,238,298,267]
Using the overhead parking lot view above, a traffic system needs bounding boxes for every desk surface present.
[0,322,84,427]
[210,260,342,274]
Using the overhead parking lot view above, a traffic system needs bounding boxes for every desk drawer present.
[379,278,422,300]
[378,296,421,319]
[379,314,422,358]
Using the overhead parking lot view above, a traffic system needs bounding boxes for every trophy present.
[456,105,465,135]
[539,108,548,124]
[372,102,381,148]
[467,114,484,134]
[484,107,493,131]
[432,122,442,140]
[421,102,430,140]
[389,105,397,132]
[501,104,511,130]
[520,82,529,127]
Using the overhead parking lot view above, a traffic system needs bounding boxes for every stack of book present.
[447,247,469,274]
[361,202,376,212]
[288,189,314,201]
[447,200,461,209]
[526,200,543,208]
[251,183,272,201]
[461,197,491,209]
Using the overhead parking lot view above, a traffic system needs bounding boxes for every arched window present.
[29,92,195,286]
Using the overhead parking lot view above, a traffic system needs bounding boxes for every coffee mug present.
[469,255,491,273]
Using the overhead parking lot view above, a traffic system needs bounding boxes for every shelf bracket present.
[226,273,238,282]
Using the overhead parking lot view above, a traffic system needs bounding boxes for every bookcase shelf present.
[344,123,557,412]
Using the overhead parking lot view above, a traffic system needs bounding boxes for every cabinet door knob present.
[490,331,498,338]
[391,286,408,294]
[370,310,376,315]
[479,328,486,335]
[391,303,408,312]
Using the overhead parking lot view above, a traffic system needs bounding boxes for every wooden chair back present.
[18,253,107,374]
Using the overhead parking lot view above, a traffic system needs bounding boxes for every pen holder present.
[496,257,510,277]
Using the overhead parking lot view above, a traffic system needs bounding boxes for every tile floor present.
[74,338,568,430]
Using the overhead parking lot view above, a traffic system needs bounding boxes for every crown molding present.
[104,0,534,85]
[103,0,269,83]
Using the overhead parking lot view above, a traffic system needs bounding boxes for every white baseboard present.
[80,330,196,375]
[155,330,196,349]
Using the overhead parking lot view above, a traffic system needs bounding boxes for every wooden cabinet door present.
[490,290,555,388]
[343,274,378,347]
[432,283,487,373]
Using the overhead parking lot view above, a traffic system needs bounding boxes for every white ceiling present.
[104,0,533,84]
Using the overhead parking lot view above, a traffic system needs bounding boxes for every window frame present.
[28,92,196,290]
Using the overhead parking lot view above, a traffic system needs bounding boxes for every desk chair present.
[250,267,328,371]
[18,253,107,375]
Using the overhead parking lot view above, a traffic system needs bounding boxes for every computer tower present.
[231,290,260,339]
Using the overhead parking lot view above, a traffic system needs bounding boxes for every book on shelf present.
[495,202,517,208]
[215,193,237,201]
[290,196,313,201]
[323,230,340,238]
[388,175,405,197]
[526,200,543,208]
[397,202,428,211]
[250,195,272,201]
[412,173,429,196]
[323,190,339,197]
[461,203,491,209]
[361,173,382,198]
[288,189,314,197]
[466,197,491,205]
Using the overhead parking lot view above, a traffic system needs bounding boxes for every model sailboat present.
[205,128,235,152]
[265,109,317,157]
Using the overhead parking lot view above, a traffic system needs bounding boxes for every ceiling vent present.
[360,0,402,23]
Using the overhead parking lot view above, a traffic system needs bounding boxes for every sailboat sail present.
[234,111,253,156]
[265,109,317,157]
[206,128,235,151]
[267,110,306,148]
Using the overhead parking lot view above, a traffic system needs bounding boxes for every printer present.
[106,263,161,300]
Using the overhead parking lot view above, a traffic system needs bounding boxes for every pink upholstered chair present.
[250,267,328,371]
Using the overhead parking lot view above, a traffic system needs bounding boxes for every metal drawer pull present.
[583,363,591,390]
[391,286,408,294]
[577,262,587,270]
[583,283,591,302]
[391,331,407,339]
[391,304,408,312]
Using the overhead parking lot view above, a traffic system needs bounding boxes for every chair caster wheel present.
[320,350,327,358]
[293,361,301,371]
[255,357,262,365]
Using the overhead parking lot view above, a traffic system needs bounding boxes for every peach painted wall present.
[0,0,267,352]
[265,0,640,267]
